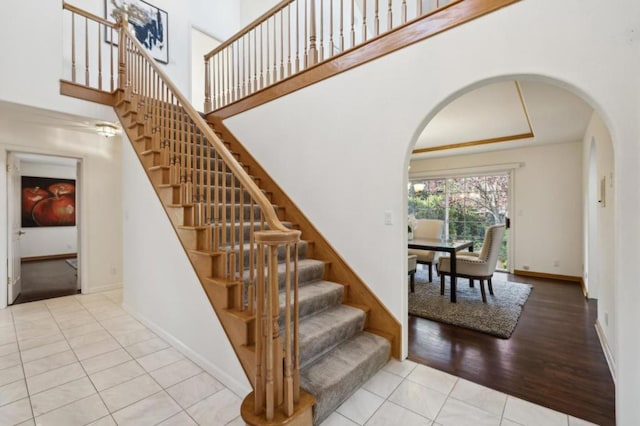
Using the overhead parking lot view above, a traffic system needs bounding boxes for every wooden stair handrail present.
[204,0,293,60]
[120,24,290,234]
[63,2,116,28]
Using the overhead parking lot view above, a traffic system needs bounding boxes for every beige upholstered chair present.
[408,219,445,282]
[438,224,506,303]
[408,255,417,292]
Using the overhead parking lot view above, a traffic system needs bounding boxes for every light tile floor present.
[0,291,598,426]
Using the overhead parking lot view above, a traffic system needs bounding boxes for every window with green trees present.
[408,174,509,270]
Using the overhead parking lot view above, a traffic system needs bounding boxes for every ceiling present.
[0,101,119,137]
[412,80,594,159]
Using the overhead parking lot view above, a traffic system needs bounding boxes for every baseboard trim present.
[85,283,122,294]
[121,302,252,398]
[21,253,77,262]
[594,320,616,384]
[513,269,581,283]
[580,277,588,298]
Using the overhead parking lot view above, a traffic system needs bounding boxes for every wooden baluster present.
[161,83,168,166]
[304,0,308,67]
[248,198,255,314]
[231,44,236,102]
[224,47,229,106]
[239,182,245,309]
[205,135,212,245]
[309,0,319,67]
[417,0,422,16]
[273,15,277,83]
[388,0,393,31]
[109,27,114,91]
[362,0,367,41]
[236,41,241,100]
[227,46,231,103]
[283,244,294,415]
[244,36,249,97]
[254,242,265,414]
[221,159,227,248]
[239,39,244,98]
[350,0,355,47]
[293,242,300,401]
[213,53,224,108]
[230,172,237,282]
[339,0,344,51]
[253,28,258,92]
[280,11,284,80]
[169,93,177,184]
[71,13,76,82]
[402,0,407,24]
[260,25,264,89]
[375,0,380,36]
[98,23,103,90]
[287,5,292,76]
[329,0,334,57]
[319,0,324,61]
[213,147,220,252]
[265,244,277,420]
[204,58,211,112]
[266,19,270,85]
[296,1,300,73]
[85,17,89,86]
[186,113,193,206]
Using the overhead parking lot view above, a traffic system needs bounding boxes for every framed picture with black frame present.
[105,0,169,64]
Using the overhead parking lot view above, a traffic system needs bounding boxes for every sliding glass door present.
[409,174,510,270]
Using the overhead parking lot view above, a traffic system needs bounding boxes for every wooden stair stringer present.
[207,115,402,358]
[113,92,259,388]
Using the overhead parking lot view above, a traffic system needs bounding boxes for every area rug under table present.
[408,270,532,338]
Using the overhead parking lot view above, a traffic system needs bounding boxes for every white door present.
[7,153,22,304]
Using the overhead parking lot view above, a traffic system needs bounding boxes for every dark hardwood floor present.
[15,259,79,304]
[408,270,615,426]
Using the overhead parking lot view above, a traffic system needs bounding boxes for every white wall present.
[19,161,78,258]
[0,106,123,307]
[410,141,583,277]
[224,0,640,423]
[582,112,616,366]
[121,140,251,397]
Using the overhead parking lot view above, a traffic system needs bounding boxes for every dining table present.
[407,238,474,303]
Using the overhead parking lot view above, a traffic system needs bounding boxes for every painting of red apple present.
[21,177,76,227]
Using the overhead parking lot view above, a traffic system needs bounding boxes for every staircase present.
[115,92,390,423]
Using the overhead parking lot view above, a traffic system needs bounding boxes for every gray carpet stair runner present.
[243,243,390,423]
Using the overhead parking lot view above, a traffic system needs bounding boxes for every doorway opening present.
[7,152,81,305]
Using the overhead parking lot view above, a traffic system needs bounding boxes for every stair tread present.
[298,304,366,369]
[300,331,390,424]
[280,280,344,321]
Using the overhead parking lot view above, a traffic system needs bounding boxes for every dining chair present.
[408,219,444,282]
[438,224,506,303]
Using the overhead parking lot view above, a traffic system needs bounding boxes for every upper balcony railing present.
[204,0,458,112]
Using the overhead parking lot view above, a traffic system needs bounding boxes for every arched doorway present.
[405,76,616,425]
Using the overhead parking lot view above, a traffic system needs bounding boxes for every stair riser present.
[188,251,227,279]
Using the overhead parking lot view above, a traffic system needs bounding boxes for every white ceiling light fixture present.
[95,122,118,138]
[413,183,426,193]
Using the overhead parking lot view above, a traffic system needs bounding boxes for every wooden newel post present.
[308,0,318,65]
[242,228,306,424]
